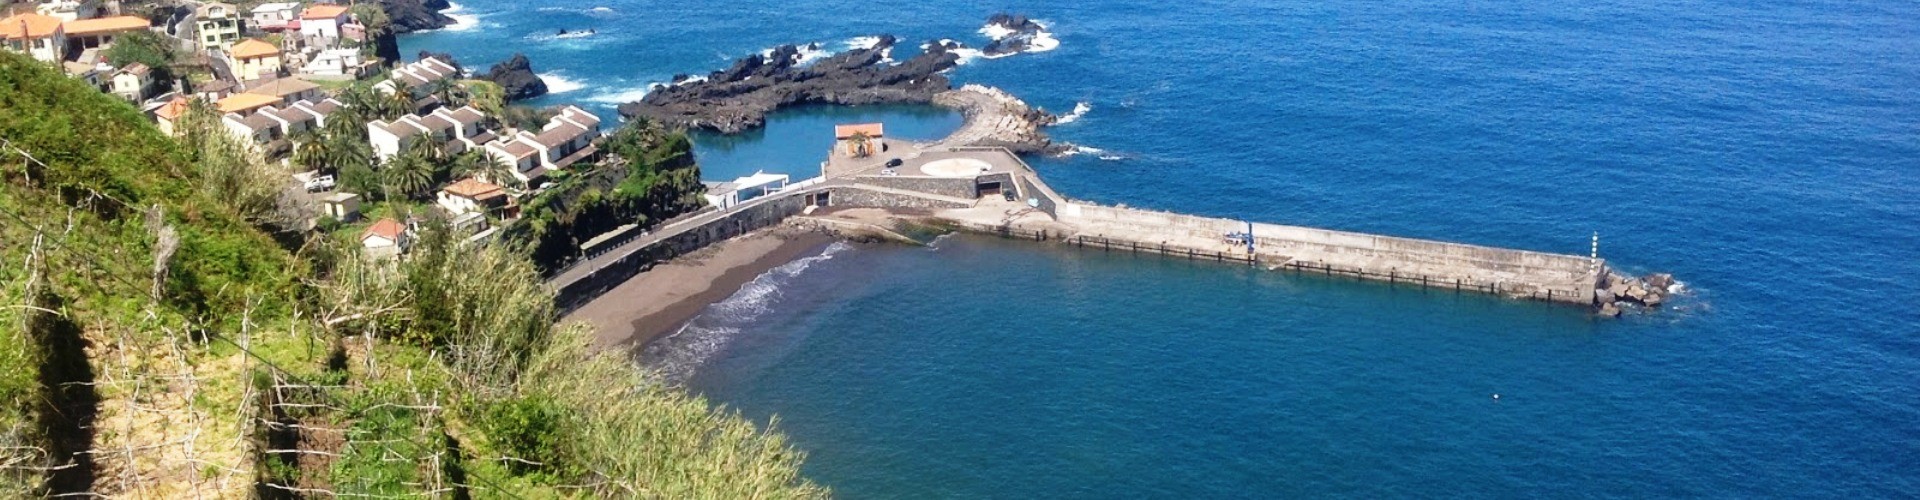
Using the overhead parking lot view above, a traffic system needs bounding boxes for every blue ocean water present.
[402,0,1920,496]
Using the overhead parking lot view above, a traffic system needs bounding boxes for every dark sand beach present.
[563,228,836,352]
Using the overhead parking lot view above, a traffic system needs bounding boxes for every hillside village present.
[3,0,610,261]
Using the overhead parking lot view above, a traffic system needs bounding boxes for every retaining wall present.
[850,176,978,199]
[553,194,810,312]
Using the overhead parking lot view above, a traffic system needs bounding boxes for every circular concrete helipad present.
[920,158,993,177]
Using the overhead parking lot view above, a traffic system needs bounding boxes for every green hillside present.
[0,51,823,498]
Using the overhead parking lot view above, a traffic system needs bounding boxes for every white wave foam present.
[1055,101,1092,124]
[845,36,883,50]
[795,43,830,65]
[441,2,482,31]
[980,24,1016,40]
[643,242,854,380]
[538,72,585,94]
[926,39,987,66]
[978,19,1060,55]
[584,84,654,103]
[1060,145,1124,161]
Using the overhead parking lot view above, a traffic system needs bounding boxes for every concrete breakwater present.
[554,85,1665,314]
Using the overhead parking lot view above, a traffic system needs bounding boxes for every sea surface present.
[402,0,1920,496]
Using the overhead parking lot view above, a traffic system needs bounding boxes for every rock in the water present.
[380,0,455,33]
[1608,282,1630,297]
[982,13,1048,56]
[483,54,548,102]
[1643,292,1664,307]
[1644,273,1675,291]
[1598,302,1622,318]
[618,35,959,134]
[1625,285,1648,302]
[1594,287,1616,306]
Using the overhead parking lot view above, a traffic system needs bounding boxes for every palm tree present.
[386,79,417,116]
[383,154,435,200]
[291,131,329,173]
[453,149,521,190]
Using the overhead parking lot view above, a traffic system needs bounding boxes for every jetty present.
[552,86,1654,313]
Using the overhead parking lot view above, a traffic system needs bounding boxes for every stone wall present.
[1018,176,1056,216]
[553,194,810,312]
[850,175,978,199]
[1064,204,1598,304]
[824,186,974,209]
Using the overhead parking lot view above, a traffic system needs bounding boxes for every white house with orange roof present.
[152,96,192,135]
[228,38,282,80]
[360,217,408,254]
[298,4,350,40]
[62,15,147,52]
[109,62,154,101]
[437,178,510,215]
[1,12,66,62]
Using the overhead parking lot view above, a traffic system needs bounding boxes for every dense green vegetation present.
[509,118,708,268]
[0,51,820,497]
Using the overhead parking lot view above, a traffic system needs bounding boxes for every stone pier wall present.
[1063,204,1599,304]
[553,194,811,312]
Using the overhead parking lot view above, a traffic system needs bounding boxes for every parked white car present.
[304,175,336,192]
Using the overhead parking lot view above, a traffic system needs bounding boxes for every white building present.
[297,4,350,40]
[704,171,790,210]
[250,2,300,32]
[1,13,67,63]
[437,178,509,216]
[109,62,155,102]
[373,56,459,99]
[34,0,101,22]
[484,106,601,185]
[301,48,366,78]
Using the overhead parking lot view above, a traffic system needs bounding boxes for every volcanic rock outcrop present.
[482,54,549,102]
[380,0,455,33]
[618,36,961,133]
[981,13,1048,56]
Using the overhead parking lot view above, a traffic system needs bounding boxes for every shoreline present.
[562,227,838,353]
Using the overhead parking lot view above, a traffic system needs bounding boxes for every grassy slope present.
[0,51,823,498]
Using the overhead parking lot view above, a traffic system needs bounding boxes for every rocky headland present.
[619,19,1067,154]
[381,0,456,33]
[482,54,550,101]
[618,36,961,133]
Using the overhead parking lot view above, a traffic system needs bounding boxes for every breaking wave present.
[644,242,854,382]
[1055,101,1092,124]
[538,72,585,94]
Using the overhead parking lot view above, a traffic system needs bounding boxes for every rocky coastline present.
[617,36,961,133]
[381,0,456,33]
[618,17,1067,154]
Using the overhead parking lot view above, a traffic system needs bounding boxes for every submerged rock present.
[483,54,548,102]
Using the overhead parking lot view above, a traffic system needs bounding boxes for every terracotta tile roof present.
[216,92,281,114]
[361,218,404,241]
[834,122,884,139]
[0,13,63,39]
[154,97,192,120]
[230,38,279,59]
[63,16,150,36]
[443,178,505,199]
[300,4,351,20]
